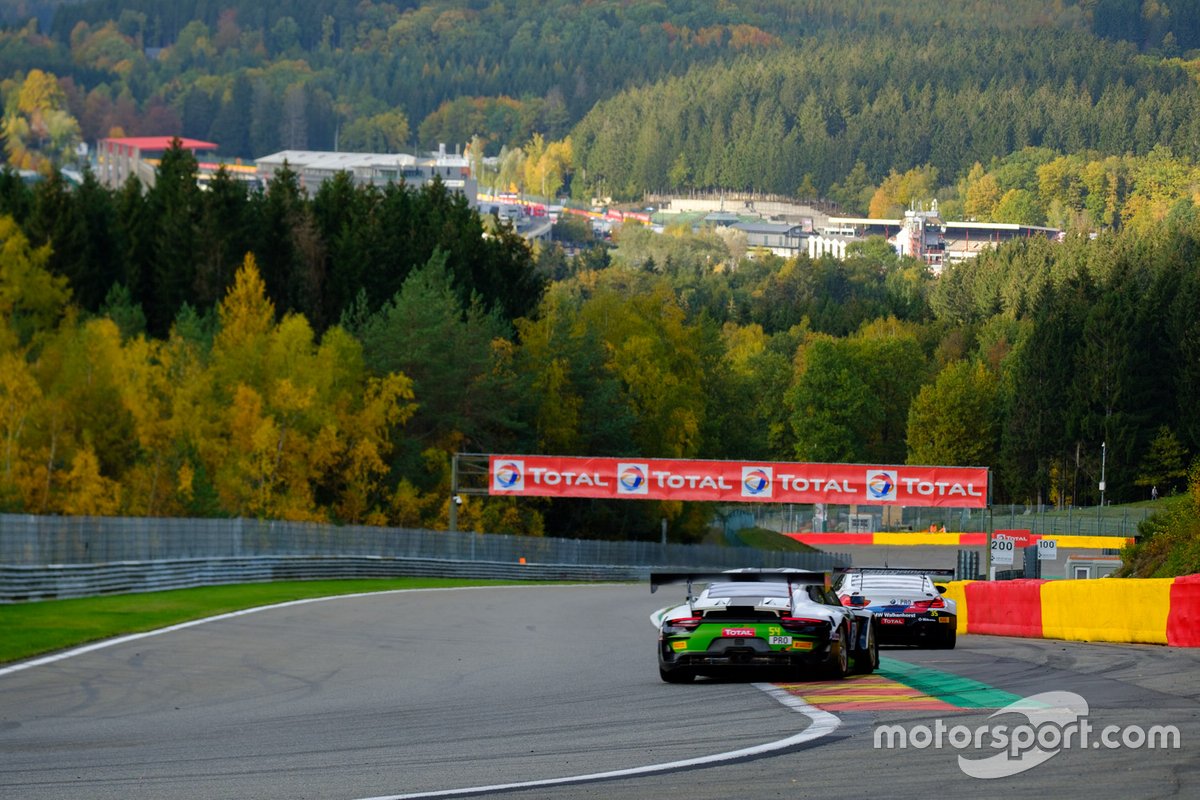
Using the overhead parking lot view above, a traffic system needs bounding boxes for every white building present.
[824,202,1059,274]
[255,145,477,204]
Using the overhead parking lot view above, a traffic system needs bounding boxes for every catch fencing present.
[0,514,848,602]
[743,503,1150,538]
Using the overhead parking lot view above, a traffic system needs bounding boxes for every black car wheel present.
[934,625,957,650]
[823,624,850,680]
[852,620,879,674]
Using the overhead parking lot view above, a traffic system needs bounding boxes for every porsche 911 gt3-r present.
[652,569,878,683]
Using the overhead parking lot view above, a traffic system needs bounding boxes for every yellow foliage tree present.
[963,168,1002,221]
[868,166,939,219]
[212,253,275,389]
[0,350,40,507]
[60,445,121,516]
[115,334,179,514]
[0,216,71,348]
[3,69,82,168]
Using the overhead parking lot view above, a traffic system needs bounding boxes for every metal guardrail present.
[0,514,849,602]
[0,557,652,602]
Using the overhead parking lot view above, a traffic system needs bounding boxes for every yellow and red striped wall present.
[786,532,1134,549]
[941,576,1200,647]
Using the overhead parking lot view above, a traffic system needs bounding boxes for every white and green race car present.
[651,569,878,684]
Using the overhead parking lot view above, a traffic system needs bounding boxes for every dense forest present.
[0,146,1197,540]
[0,2,1198,541]
[0,2,1198,180]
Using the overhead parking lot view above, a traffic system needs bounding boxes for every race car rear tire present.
[659,665,695,683]
[852,621,879,675]
[822,625,850,680]
[933,626,957,650]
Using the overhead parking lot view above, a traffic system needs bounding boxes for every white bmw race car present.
[835,567,957,649]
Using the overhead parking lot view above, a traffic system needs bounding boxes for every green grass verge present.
[734,527,818,552]
[0,578,525,666]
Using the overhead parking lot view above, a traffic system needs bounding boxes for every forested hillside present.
[574,33,1200,203]
[1,153,1197,539]
[0,2,1198,540]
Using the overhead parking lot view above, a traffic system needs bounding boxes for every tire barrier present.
[942,576,1199,646]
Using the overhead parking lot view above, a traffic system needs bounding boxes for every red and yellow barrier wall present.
[942,576,1200,646]
[787,532,1134,548]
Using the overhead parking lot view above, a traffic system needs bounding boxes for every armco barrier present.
[945,576,1200,646]
[0,514,850,602]
[0,557,651,602]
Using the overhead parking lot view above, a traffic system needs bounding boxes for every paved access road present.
[1,584,1197,800]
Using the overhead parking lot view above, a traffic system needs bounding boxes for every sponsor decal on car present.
[723,628,757,637]
[880,618,906,625]
[671,640,687,650]
[768,636,793,645]
[790,640,814,650]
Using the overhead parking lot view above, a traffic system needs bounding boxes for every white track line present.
[3,586,842,798]
[355,686,840,799]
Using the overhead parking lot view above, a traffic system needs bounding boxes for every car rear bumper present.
[659,640,833,668]
[873,613,956,642]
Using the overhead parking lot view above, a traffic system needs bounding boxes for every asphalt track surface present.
[2,584,1198,800]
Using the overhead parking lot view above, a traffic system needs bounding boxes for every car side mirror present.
[849,594,867,606]
[934,584,948,594]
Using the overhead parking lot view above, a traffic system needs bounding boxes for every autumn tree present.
[340,110,411,153]
[2,69,82,169]
[906,360,1001,467]
[0,215,70,349]
[787,319,927,464]
[205,254,415,521]
[868,166,939,219]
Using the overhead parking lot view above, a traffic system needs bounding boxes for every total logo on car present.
[834,567,958,649]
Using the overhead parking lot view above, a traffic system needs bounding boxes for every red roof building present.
[96,136,218,189]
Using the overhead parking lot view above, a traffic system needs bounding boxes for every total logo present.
[866,470,898,502]
[617,463,649,495]
[492,460,524,492]
[741,466,773,498]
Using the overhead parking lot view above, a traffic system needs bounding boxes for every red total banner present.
[488,455,989,507]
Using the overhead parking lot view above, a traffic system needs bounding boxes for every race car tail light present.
[664,616,704,631]
[779,616,827,632]
[904,597,946,612]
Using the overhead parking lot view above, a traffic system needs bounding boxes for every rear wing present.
[835,567,955,577]
[650,570,831,600]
